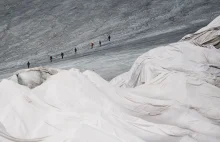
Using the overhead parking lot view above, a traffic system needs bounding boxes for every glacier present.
[0,15,220,142]
[1,0,220,80]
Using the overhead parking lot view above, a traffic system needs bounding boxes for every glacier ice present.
[0,16,220,142]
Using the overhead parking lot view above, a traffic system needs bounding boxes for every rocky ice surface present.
[1,0,220,77]
[0,15,219,142]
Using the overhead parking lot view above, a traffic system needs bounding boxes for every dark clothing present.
[75,48,77,53]
[99,41,101,47]
[108,35,111,41]
[61,53,64,59]
[27,62,30,68]
[50,56,52,62]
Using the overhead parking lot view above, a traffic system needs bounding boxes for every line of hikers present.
[91,35,111,49]
[27,35,111,68]
[49,51,69,62]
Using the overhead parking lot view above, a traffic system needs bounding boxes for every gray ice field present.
[0,21,210,80]
[1,0,220,80]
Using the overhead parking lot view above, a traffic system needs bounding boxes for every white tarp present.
[8,67,61,89]
[0,16,220,142]
[181,16,220,48]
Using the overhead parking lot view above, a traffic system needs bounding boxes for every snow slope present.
[1,0,220,71]
[0,15,220,142]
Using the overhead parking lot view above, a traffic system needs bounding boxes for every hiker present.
[108,35,111,41]
[99,40,102,47]
[75,47,77,53]
[61,52,64,59]
[50,56,53,62]
[27,61,30,68]
[91,42,94,49]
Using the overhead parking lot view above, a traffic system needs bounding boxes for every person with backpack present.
[50,56,53,62]
[99,40,102,47]
[27,61,30,68]
[91,42,94,49]
[61,52,64,59]
[108,35,111,41]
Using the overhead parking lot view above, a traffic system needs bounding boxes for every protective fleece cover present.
[0,16,220,142]
[181,15,220,48]
[8,67,61,89]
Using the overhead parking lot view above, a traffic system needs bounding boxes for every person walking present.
[75,47,77,53]
[27,61,30,68]
[61,52,64,59]
[50,56,53,62]
[108,35,111,41]
[99,40,102,47]
[91,42,94,49]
